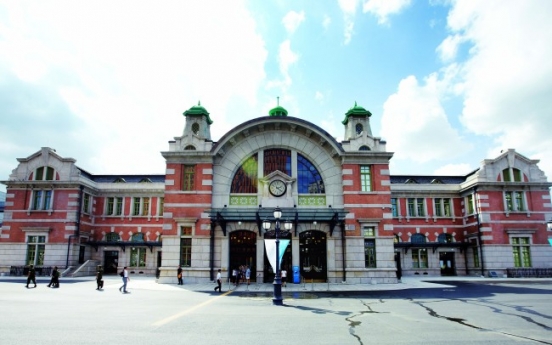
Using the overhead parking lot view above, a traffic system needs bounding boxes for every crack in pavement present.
[414,300,552,344]
[345,300,388,345]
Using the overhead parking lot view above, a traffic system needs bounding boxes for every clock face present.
[269,179,286,197]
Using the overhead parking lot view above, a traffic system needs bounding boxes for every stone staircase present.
[63,260,101,277]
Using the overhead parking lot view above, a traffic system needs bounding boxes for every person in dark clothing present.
[177,266,183,285]
[47,266,60,288]
[96,265,104,290]
[26,264,37,288]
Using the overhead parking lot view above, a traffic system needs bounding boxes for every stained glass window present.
[297,154,324,194]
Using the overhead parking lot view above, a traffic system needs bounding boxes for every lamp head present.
[274,207,282,219]
[262,219,271,230]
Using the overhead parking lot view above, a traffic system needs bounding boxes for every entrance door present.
[439,252,456,276]
[103,250,119,275]
[299,230,327,282]
[156,251,162,278]
[78,245,85,264]
[263,232,292,283]
[394,252,402,280]
[229,231,257,283]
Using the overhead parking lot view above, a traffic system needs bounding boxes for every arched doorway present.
[299,230,327,282]
[263,231,292,283]
[229,230,257,282]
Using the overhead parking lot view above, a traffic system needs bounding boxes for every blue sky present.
[1,0,551,193]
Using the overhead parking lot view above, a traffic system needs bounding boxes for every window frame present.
[31,190,53,211]
[511,237,531,267]
[180,226,193,267]
[363,226,376,268]
[26,235,46,266]
[360,165,372,192]
[130,247,146,267]
[182,165,195,191]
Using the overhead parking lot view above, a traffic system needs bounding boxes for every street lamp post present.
[262,207,292,306]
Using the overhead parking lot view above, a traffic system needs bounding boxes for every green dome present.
[268,97,288,117]
[342,101,372,125]
[183,101,213,125]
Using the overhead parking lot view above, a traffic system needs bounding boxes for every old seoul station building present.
[1,101,552,284]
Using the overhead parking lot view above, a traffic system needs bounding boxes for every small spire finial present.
[198,101,201,106]
[277,96,280,106]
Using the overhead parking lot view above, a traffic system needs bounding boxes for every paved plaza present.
[1,276,551,345]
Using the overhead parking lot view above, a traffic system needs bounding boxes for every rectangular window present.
[412,249,428,268]
[416,198,425,217]
[391,198,398,217]
[133,197,140,216]
[182,165,195,191]
[466,194,475,215]
[107,197,114,215]
[130,247,146,267]
[473,247,480,268]
[45,167,54,180]
[407,198,425,217]
[360,166,371,192]
[32,190,52,210]
[435,198,442,217]
[364,239,376,268]
[83,193,91,214]
[26,236,46,266]
[116,197,123,215]
[142,197,150,216]
[505,191,525,212]
[180,238,192,267]
[512,237,531,267]
[35,167,44,180]
[158,197,164,216]
[434,198,452,217]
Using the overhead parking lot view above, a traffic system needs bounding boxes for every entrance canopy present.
[207,207,348,236]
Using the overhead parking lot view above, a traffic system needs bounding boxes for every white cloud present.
[315,91,324,102]
[433,163,473,176]
[443,1,552,178]
[269,39,299,90]
[381,74,470,163]
[436,34,464,62]
[362,0,412,25]
[282,10,305,34]
[338,0,359,44]
[322,15,332,29]
[0,1,268,179]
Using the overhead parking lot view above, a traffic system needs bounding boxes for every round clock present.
[269,179,287,197]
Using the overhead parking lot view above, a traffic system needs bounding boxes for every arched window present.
[502,168,522,182]
[231,154,258,193]
[438,233,453,243]
[106,233,120,242]
[297,154,324,194]
[33,166,55,181]
[264,149,291,176]
[359,145,370,151]
[113,177,126,183]
[411,233,426,244]
[139,178,152,183]
[131,233,144,242]
[192,123,200,135]
[184,145,196,150]
[355,123,363,135]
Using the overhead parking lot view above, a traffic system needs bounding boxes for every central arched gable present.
[211,117,344,208]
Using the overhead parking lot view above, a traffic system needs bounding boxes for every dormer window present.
[503,168,522,182]
[184,145,196,150]
[113,177,126,183]
[34,166,55,181]
[139,178,152,183]
[359,145,370,151]
[431,179,443,184]
[405,178,418,184]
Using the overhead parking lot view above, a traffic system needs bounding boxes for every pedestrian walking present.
[96,265,104,290]
[245,265,251,285]
[177,266,183,285]
[26,264,37,288]
[119,266,130,293]
[214,269,222,292]
[47,266,60,288]
[281,268,287,287]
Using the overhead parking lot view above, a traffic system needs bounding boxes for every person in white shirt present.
[214,269,222,292]
[281,269,287,287]
[119,266,130,293]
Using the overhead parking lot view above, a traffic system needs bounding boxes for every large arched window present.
[297,154,324,194]
[231,154,258,193]
[264,149,291,176]
[106,233,121,242]
[411,233,426,244]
